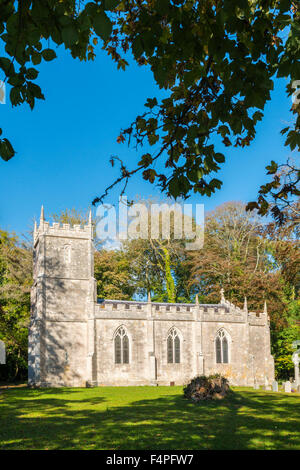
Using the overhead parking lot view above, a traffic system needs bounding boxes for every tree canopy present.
[0,1,299,223]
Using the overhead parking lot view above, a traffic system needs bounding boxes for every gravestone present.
[264,377,271,390]
[253,382,260,390]
[292,350,299,387]
[0,340,5,364]
[272,380,278,392]
[284,381,291,393]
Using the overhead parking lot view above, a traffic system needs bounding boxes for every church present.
[28,208,275,388]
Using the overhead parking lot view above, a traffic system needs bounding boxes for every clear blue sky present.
[0,45,294,237]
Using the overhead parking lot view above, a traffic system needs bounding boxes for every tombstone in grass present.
[284,381,292,393]
[272,380,278,392]
[264,377,271,391]
[0,340,5,365]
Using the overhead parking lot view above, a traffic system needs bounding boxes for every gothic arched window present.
[167,327,180,364]
[114,326,129,364]
[215,329,229,364]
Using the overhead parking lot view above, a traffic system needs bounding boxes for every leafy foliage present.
[0,1,298,221]
[271,300,300,380]
[0,0,122,161]
[0,230,32,381]
[247,161,300,225]
[94,0,299,218]
[94,249,134,299]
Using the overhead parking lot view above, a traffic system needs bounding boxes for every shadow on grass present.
[0,387,299,450]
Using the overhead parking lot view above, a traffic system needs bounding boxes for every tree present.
[187,200,300,378]
[187,202,292,323]
[0,0,124,161]
[94,249,135,299]
[266,201,300,296]
[0,230,32,381]
[93,0,300,220]
[1,1,299,222]
[247,160,300,225]
[51,207,92,226]
[121,198,191,302]
[271,300,300,380]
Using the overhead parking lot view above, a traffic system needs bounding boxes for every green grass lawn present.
[0,386,299,450]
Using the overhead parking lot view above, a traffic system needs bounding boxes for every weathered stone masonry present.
[28,209,275,387]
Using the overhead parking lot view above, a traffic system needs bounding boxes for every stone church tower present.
[28,207,96,387]
[29,208,275,388]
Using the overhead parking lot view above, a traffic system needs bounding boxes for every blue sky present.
[0,45,295,238]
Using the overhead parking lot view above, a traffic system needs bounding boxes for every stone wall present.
[93,300,274,387]
[28,213,94,387]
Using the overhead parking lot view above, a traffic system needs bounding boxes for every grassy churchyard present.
[0,386,299,450]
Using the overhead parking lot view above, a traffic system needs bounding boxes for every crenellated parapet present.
[94,288,270,326]
[247,310,269,326]
[95,293,267,324]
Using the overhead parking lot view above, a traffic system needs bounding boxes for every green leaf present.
[252,111,263,122]
[10,87,22,106]
[138,153,153,167]
[210,178,222,189]
[145,97,158,109]
[218,125,230,137]
[8,74,24,87]
[148,134,159,146]
[246,201,259,212]
[280,126,289,135]
[285,131,300,151]
[214,153,225,163]
[26,68,38,80]
[168,177,180,198]
[153,66,169,88]
[132,36,144,59]
[0,138,15,161]
[93,11,112,41]
[142,168,156,183]
[41,49,57,62]
[169,175,190,198]
[28,82,45,100]
[31,52,42,65]
[0,57,13,75]
[266,160,278,175]
[62,25,79,47]
[104,0,121,10]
